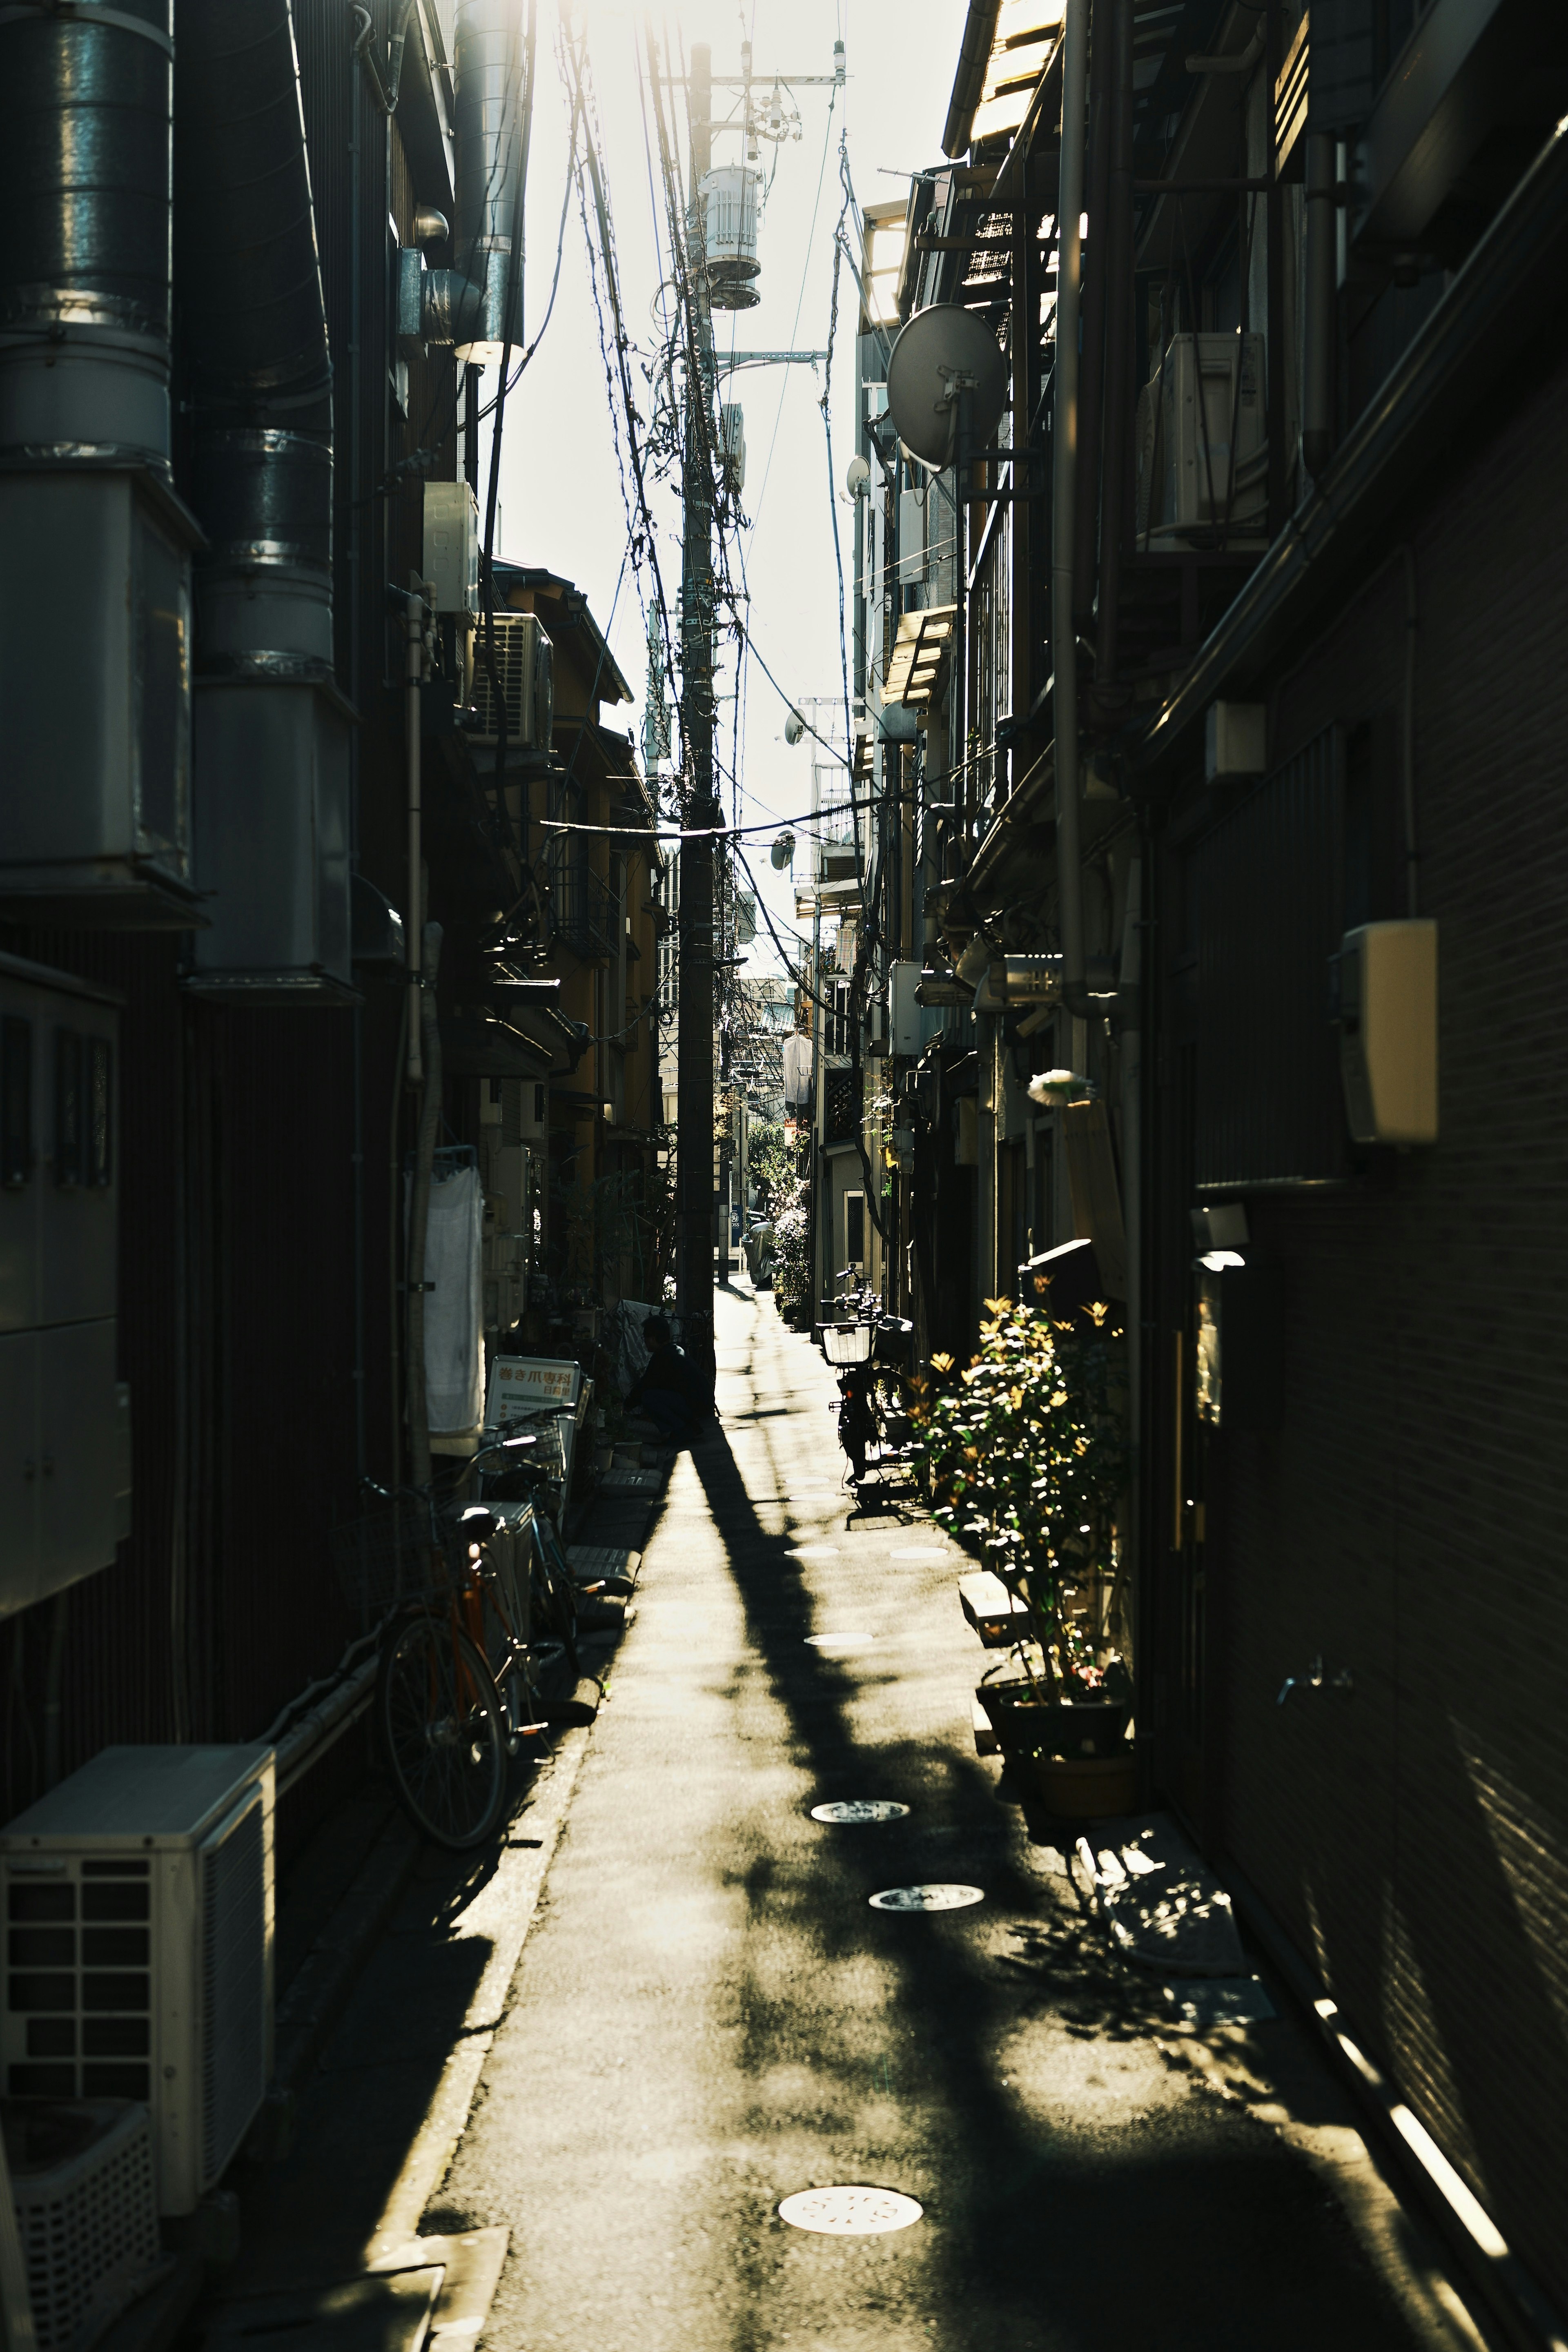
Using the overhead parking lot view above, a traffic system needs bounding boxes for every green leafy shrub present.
[771,1175,811,1319]
[909,1294,1129,1693]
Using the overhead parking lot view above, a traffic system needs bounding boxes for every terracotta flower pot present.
[1014,1751,1138,1817]
[977,1680,1129,1758]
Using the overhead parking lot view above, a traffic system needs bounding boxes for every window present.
[1,1018,30,1188]
[55,1029,83,1189]
[844,1191,866,1270]
[87,1038,113,1187]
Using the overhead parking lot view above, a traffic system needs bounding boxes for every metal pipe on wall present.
[1303,131,1336,479]
[1053,0,1090,1015]
[1073,0,1112,628]
[1095,0,1135,688]
[405,588,426,1084]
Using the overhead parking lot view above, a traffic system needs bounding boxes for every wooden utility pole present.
[676,42,718,1385]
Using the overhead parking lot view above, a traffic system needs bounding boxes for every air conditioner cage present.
[1,1746,275,2217]
[9,2100,162,2352]
[469,614,554,751]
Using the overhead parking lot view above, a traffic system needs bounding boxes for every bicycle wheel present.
[530,1521,581,1673]
[377,1612,507,1850]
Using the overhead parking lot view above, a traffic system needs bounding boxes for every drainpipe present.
[1095,0,1134,688]
[1118,855,1142,1625]
[1054,0,1090,1018]
[406,922,444,1492]
[1303,132,1337,479]
[405,584,427,1084]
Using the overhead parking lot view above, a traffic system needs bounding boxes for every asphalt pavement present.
[426,1280,1490,2352]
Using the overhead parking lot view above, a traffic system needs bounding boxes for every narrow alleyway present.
[392,1286,1481,2352]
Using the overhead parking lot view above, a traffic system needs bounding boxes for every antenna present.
[885,303,1008,468]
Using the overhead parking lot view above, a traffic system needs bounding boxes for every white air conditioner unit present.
[468,613,554,751]
[1,1745,275,2216]
[1136,332,1267,545]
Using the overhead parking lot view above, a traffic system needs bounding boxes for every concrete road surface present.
[431,1283,1487,2352]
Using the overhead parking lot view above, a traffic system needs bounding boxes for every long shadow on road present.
[683,1310,1426,2352]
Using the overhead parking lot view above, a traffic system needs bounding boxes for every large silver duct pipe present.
[0,0,174,466]
[453,0,525,366]
[176,0,333,678]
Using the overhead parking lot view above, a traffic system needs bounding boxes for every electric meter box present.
[1339,920,1438,1145]
[424,480,480,617]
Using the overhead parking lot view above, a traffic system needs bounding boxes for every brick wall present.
[1210,334,1568,2313]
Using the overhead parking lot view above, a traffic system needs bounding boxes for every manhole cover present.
[810,1800,910,1823]
[869,1884,984,1912]
[804,1632,875,1648]
[777,2186,924,2235]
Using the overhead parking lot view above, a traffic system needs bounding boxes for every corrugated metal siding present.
[1192,726,1350,1191]
[1214,339,1568,2316]
[0,932,186,1808]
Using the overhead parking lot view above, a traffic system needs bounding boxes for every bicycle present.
[331,1431,590,1851]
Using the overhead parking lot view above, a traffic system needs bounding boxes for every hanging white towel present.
[421,1163,484,1434]
[782,1031,813,1109]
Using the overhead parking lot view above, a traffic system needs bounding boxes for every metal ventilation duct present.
[452,0,525,365]
[0,0,175,466]
[0,0,201,927]
[176,0,333,678]
[176,0,354,1003]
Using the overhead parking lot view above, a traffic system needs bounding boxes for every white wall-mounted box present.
[1339,920,1438,1145]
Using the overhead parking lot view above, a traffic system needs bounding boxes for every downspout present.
[1118,856,1142,1692]
[406,922,444,1491]
[1303,131,1336,479]
[1054,0,1090,1020]
[1095,0,1134,690]
[405,586,427,1084]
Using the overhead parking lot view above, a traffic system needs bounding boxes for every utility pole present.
[676,41,718,1390]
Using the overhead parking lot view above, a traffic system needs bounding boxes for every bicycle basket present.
[818,1321,875,1366]
[329,1496,467,1620]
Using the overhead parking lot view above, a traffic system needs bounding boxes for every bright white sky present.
[486,0,965,974]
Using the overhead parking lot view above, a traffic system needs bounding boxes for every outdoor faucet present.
[1278,1655,1354,1704]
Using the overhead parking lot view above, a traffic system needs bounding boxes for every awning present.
[884,605,957,710]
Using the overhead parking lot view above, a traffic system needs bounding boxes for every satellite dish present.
[885,304,1008,469]
[784,709,805,746]
[770,831,796,871]
[845,453,871,499]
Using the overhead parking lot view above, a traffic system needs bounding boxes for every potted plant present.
[911,1293,1136,1815]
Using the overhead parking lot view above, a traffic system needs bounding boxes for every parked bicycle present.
[815,1283,915,1486]
[331,1430,591,1851]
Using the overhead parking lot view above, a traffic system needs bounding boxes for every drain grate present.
[777,2186,923,2236]
[868,1884,984,1912]
[810,1800,909,1824]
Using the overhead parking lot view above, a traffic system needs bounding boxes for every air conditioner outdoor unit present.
[1136,332,1267,545]
[0,1745,275,2216]
[468,613,553,751]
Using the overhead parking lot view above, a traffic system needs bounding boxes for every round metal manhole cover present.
[810,1800,910,1824]
[804,1631,876,1649]
[778,2186,924,2236]
[869,1884,984,1912]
